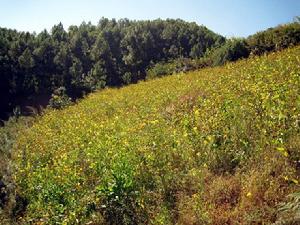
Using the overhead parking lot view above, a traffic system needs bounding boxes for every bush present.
[96,155,146,224]
[48,87,73,109]
[207,38,249,66]
[122,72,132,85]
[247,21,300,55]
[146,58,198,80]
[146,62,175,80]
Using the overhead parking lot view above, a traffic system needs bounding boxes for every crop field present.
[12,46,300,224]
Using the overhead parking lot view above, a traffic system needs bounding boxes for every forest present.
[0,18,224,121]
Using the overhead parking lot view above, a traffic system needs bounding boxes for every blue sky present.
[0,0,299,37]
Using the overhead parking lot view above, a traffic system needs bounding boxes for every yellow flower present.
[246,192,252,197]
[276,147,289,157]
[292,179,299,184]
[150,119,159,124]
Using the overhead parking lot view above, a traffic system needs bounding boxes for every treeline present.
[0,18,225,119]
[147,19,300,79]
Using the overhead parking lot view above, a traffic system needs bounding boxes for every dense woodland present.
[0,18,224,120]
[0,18,300,121]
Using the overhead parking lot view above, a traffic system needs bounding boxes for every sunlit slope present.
[14,46,300,224]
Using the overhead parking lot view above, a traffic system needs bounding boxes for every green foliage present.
[85,62,107,91]
[146,39,250,80]
[18,48,35,69]
[121,72,132,85]
[96,154,146,224]
[0,19,224,118]
[205,38,249,67]
[48,87,72,109]
[146,62,176,80]
[247,21,300,55]
[0,116,34,223]
[146,58,198,80]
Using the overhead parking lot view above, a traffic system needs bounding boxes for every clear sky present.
[0,0,299,37]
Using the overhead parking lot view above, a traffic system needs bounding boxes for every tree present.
[18,48,34,69]
[87,61,107,90]
[51,22,67,43]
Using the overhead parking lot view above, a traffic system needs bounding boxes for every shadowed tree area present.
[0,18,225,120]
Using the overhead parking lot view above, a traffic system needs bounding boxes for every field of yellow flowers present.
[13,46,300,224]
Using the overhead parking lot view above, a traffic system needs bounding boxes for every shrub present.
[146,58,198,80]
[96,155,146,224]
[247,21,300,55]
[207,38,249,66]
[146,62,175,80]
[122,72,133,85]
[48,87,73,109]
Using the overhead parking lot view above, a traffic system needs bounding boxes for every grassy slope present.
[13,46,300,224]
[0,116,35,224]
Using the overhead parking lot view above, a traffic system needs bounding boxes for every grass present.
[0,116,35,224]
[8,46,300,224]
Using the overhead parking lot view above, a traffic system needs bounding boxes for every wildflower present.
[291,178,299,184]
[276,147,289,157]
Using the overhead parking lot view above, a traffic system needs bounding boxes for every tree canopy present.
[0,18,224,119]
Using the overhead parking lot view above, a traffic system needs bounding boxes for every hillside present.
[8,46,300,224]
[1,18,299,123]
